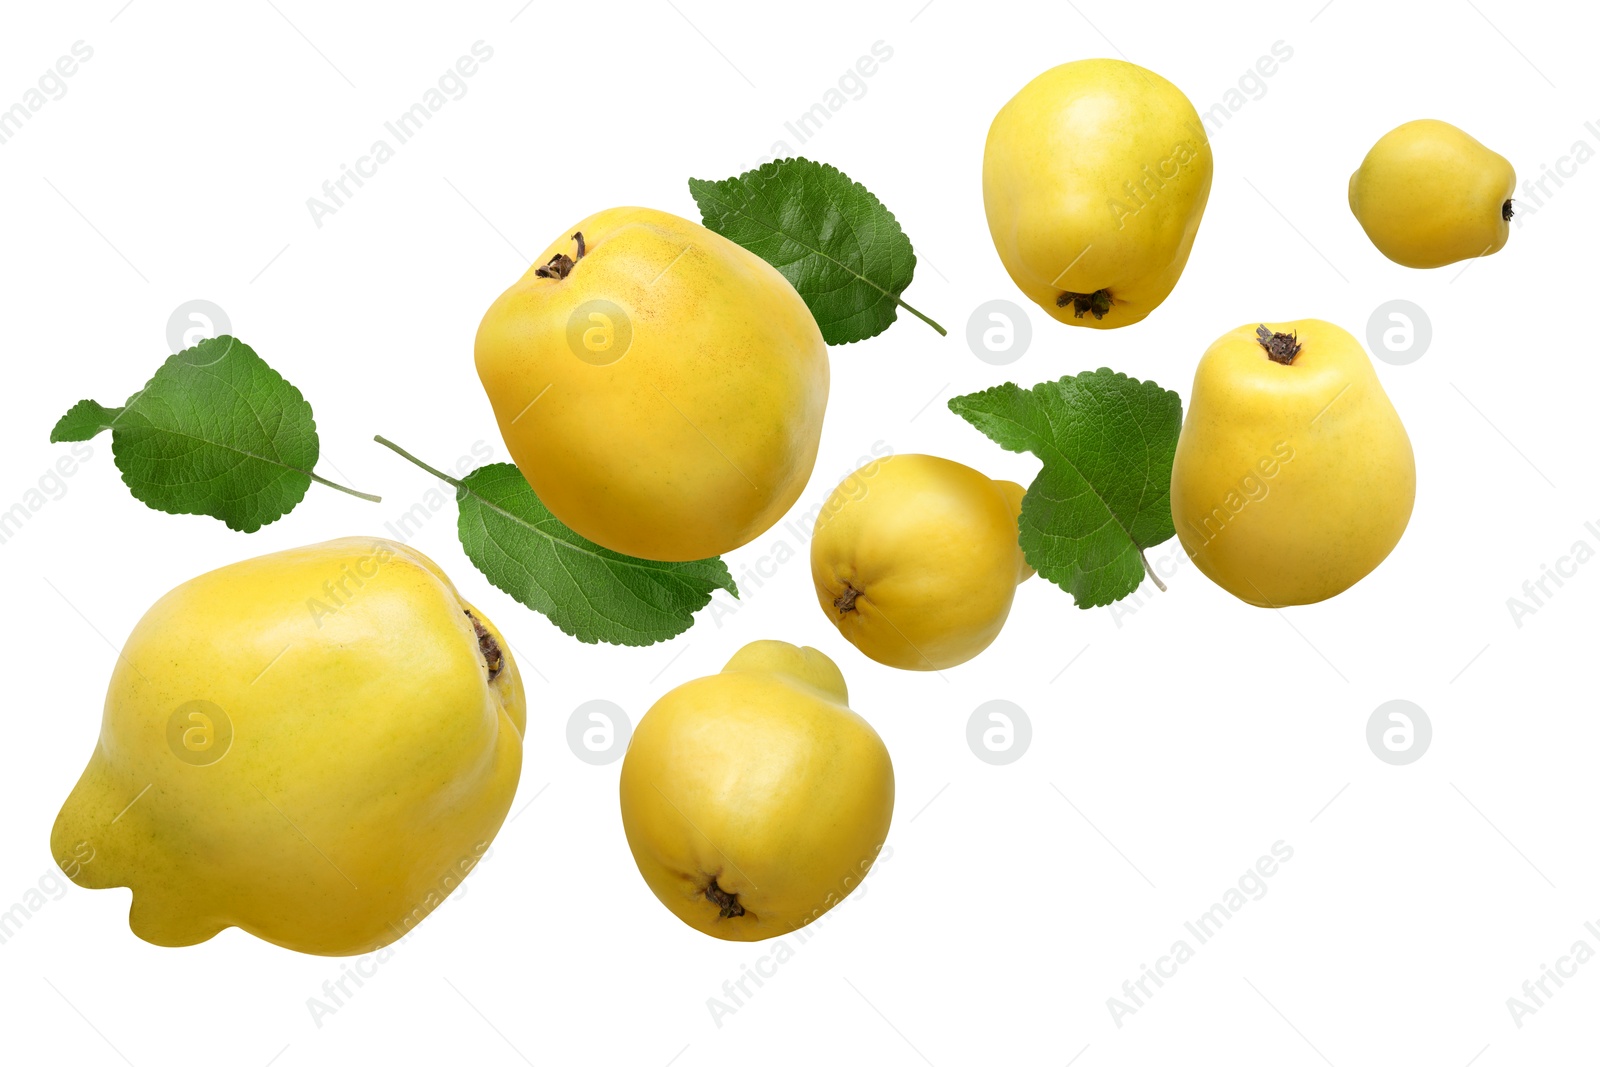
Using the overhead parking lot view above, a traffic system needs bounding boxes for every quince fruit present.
[983,58,1213,328]
[50,538,525,955]
[475,207,829,561]
[1171,321,1415,606]
[1349,119,1516,268]
[618,641,893,941]
[810,454,1032,670]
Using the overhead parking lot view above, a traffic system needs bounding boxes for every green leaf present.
[688,157,945,344]
[52,336,379,532]
[374,439,737,647]
[949,368,1182,608]
[50,400,123,442]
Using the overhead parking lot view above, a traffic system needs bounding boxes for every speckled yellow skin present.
[983,58,1213,329]
[50,538,525,956]
[618,641,893,942]
[475,207,829,561]
[1171,321,1415,607]
[1349,119,1516,268]
[810,454,1032,670]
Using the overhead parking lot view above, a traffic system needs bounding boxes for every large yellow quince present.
[50,538,525,955]
[1349,119,1516,268]
[983,58,1213,328]
[618,641,893,941]
[475,207,829,561]
[1171,321,1415,606]
[810,454,1032,670]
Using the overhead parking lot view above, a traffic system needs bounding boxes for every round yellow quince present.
[810,454,1032,670]
[618,641,893,941]
[475,207,829,561]
[984,58,1213,328]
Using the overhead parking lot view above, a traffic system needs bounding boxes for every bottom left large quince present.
[50,537,525,956]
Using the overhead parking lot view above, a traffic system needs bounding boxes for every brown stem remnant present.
[833,583,862,614]
[705,878,745,918]
[533,231,586,280]
[1057,288,1113,320]
[464,610,505,680]
[1502,199,1515,222]
[1255,324,1302,365]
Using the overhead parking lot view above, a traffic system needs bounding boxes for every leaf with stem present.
[374,436,736,646]
[690,157,945,344]
[51,336,378,532]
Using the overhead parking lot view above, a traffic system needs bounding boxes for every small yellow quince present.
[1349,119,1516,268]
[810,454,1032,670]
[50,538,525,955]
[618,641,893,941]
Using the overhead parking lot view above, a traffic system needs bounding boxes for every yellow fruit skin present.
[983,58,1213,329]
[50,538,525,956]
[475,206,829,561]
[618,641,893,942]
[1171,321,1416,607]
[1349,119,1516,268]
[811,454,1031,670]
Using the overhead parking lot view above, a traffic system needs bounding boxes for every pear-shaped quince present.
[1171,321,1415,606]
[1349,119,1516,268]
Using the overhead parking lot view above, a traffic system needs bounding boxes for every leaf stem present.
[373,435,466,490]
[307,471,382,503]
[1139,549,1167,593]
[895,297,946,336]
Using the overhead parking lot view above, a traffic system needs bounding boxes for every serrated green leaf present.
[50,399,123,442]
[455,462,737,646]
[52,335,376,532]
[949,368,1182,608]
[688,157,944,344]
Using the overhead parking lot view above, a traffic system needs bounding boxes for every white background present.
[2,1,1596,1063]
